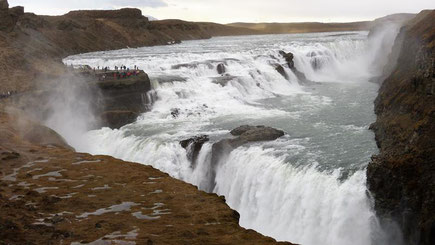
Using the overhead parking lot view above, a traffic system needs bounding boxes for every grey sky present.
[8,0,435,23]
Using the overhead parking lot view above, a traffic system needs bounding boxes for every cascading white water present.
[61,30,403,245]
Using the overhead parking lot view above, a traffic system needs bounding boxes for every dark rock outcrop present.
[212,75,239,86]
[213,125,284,155]
[278,51,314,84]
[100,110,139,129]
[217,63,226,75]
[279,51,295,68]
[367,10,435,245]
[0,0,21,32]
[274,64,289,80]
[207,125,284,191]
[230,125,285,140]
[180,135,209,166]
[66,8,145,20]
[94,71,152,129]
[170,108,180,118]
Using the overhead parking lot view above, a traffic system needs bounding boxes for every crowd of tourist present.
[93,65,141,80]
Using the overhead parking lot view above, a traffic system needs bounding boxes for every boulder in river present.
[207,125,285,192]
[231,125,285,142]
[279,50,295,68]
[273,64,289,80]
[212,75,239,86]
[217,63,226,75]
[171,108,180,118]
[279,50,314,85]
[213,125,284,158]
[180,135,209,167]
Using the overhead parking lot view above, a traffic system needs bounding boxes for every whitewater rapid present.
[61,29,403,245]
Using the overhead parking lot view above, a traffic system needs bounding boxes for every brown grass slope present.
[228,13,416,34]
[228,21,372,34]
[0,106,292,244]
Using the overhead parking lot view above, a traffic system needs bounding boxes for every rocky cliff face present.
[94,71,152,129]
[0,0,24,32]
[367,10,435,245]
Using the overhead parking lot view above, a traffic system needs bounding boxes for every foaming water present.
[213,146,375,244]
[63,31,403,244]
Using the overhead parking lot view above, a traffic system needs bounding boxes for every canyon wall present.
[0,2,260,93]
[367,10,435,245]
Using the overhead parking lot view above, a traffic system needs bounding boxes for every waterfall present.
[61,30,403,245]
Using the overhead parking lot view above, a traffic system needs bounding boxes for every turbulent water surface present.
[63,30,402,245]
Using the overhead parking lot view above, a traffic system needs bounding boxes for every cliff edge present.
[0,0,260,93]
[0,107,291,244]
[367,10,435,245]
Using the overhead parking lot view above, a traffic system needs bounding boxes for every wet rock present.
[279,50,295,68]
[230,125,285,141]
[273,64,289,80]
[212,75,238,86]
[292,68,314,85]
[180,135,209,149]
[101,110,138,129]
[171,108,180,118]
[213,125,284,159]
[153,75,187,84]
[180,135,209,167]
[230,125,258,136]
[278,50,314,84]
[207,125,284,192]
[217,63,226,75]
[95,71,152,129]
[172,61,214,70]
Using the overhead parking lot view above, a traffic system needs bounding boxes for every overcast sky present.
[9,0,435,23]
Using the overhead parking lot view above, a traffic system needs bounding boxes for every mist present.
[17,72,102,151]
